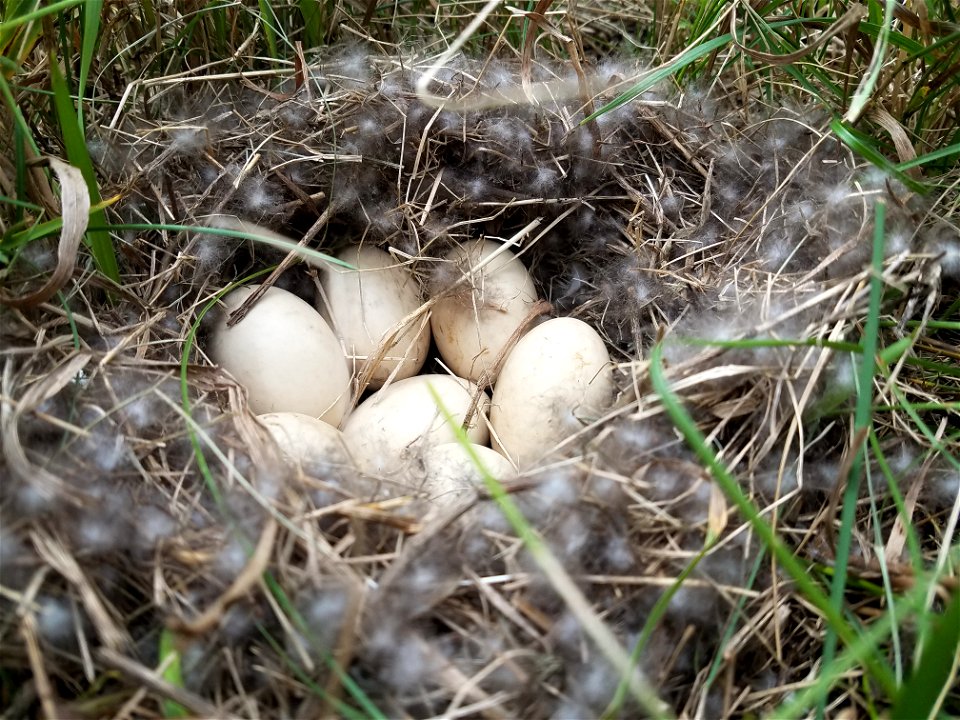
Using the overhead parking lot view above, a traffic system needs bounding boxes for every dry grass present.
[2,2,959,718]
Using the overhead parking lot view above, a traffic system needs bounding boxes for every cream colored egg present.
[258,412,355,474]
[418,443,516,506]
[343,374,490,477]
[431,239,538,384]
[209,285,351,425]
[491,317,614,467]
[321,246,429,388]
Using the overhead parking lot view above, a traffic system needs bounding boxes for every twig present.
[96,647,226,719]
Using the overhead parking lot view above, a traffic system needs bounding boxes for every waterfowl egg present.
[431,239,538,384]
[208,285,351,425]
[321,246,430,388]
[491,317,614,467]
[343,374,490,477]
[258,412,356,478]
[418,442,517,507]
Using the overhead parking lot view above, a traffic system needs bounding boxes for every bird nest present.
[2,33,959,720]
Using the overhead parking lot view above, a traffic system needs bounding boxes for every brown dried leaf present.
[869,107,920,177]
[0,158,90,310]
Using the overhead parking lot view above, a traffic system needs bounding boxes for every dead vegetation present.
[2,2,959,718]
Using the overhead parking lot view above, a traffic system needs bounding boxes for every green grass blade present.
[588,13,863,126]
[872,401,960,412]
[179,286,239,508]
[158,629,189,718]
[77,0,102,134]
[892,589,960,719]
[858,21,925,55]
[1,195,117,254]
[255,623,371,720]
[0,71,41,158]
[111,223,350,268]
[178,266,286,507]
[0,194,42,212]
[179,270,386,720]
[4,222,351,268]
[258,575,387,720]
[1,0,37,66]
[138,0,156,29]
[602,541,715,719]
[686,0,730,49]
[256,0,279,59]
[47,43,120,283]
[698,550,769,703]
[878,335,915,366]
[820,199,888,717]
[867,431,923,573]
[892,390,960,474]
[648,342,898,700]
[896,141,960,172]
[298,0,323,48]
[53,288,82,351]
[689,337,863,353]
[880,320,960,331]
[428,386,674,719]
[0,0,83,41]
[830,118,927,193]
[12,116,28,226]
[775,588,911,718]
[585,33,733,123]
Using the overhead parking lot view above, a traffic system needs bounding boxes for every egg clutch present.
[208,239,614,502]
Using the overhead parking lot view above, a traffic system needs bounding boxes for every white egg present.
[321,246,430,388]
[491,317,614,467]
[418,443,516,506]
[431,239,539,384]
[343,374,490,477]
[208,285,351,425]
[258,412,355,476]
